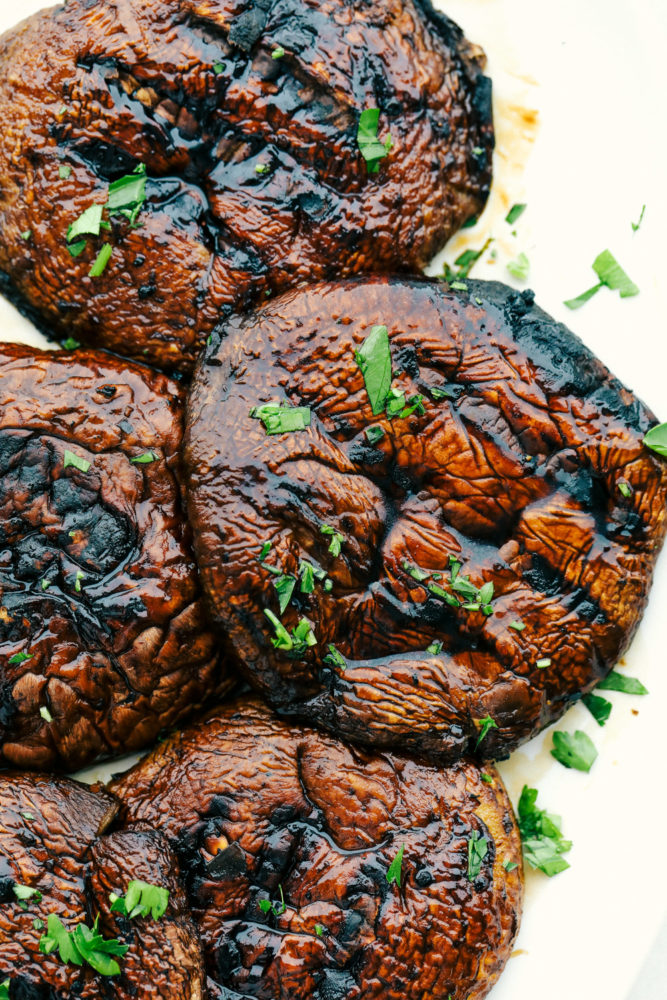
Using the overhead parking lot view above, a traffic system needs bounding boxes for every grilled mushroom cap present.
[111,697,523,1000]
[184,276,667,763]
[0,0,492,373]
[0,343,232,771]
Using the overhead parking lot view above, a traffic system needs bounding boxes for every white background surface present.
[0,1,665,998]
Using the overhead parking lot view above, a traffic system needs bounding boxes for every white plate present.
[0,2,665,999]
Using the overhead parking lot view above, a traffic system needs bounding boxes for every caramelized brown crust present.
[0,0,493,373]
[0,342,231,772]
[0,772,205,999]
[111,698,523,1000]
[184,277,667,763]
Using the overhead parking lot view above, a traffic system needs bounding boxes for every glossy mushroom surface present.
[0,343,232,771]
[0,0,492,373]
[184,277,667,762]
[111,698,523,1000]
[0,772,205,999]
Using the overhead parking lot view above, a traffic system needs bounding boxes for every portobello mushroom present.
[0,771,205,999]
[184,276,667,763]
[110,697,523,1000]
[0,343,232,772]
[0,0,493,374]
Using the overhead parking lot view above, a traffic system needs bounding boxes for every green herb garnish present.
[481,773,493,784]
[450,280,468,291]
[107,164,147,225]
[259,542,272,561]
[426,641,443,655]
[321,524,344,557]
[39,913,128,976]
[9,651,32,666]
[385,386,406,418]
[536,658,551,669]
[564,249,639,309]
[502,859,518,872]
[273,575,296,614]
[213,61,225,74]
[357,108,393,174]
[509,620,525,632]
[109,880,169,921]
[74,570,84,593]
[255,163,269,174]
[62,338,80,350]
[582,692,612,727]
[355,324,392,415]
[299,562,315,594]
[505,203,527,225]
[13,884,42,904]
[59,165,72,180]
[517,785,571,877]
[551,730,598,772]
[68,204,105,244]
[429,386,454,400]
[365,424,385,444]
[39,707,53,723]
[597,670,648,695]
[475,715,498,749]
[323,645,346,669]
[399,394,426,419]
[259,885,286,916]
[386,844,405,886]
[314,923,324,936]
[250,404,312,435]
[63,450,91,473]
[21,230,32,241]
[644,423,667,458]
[130,451,157,464]
[507,252,530,280]
[631,204,645,233]
[89,244,113,277]
[0,981,8,1000]
[264,611,316,656]
[617,479,632,498]
[467,830,488,881]
[272,46,285,59]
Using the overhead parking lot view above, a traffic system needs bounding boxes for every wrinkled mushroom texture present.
[0,0,493,373]
[0,343,232,773]
[0,772,205,999]
[184,277,667,764]
[111,698,523,1000]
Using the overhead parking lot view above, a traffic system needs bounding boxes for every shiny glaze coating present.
[0,343,231,772]
[111,698,523,1000]
[0,772,205,999]
[0,0,492,374]
[184,277,667,763]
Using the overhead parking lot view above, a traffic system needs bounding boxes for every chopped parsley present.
[582,692,612,727]
[68,204,105,244]
[0,981,8,1000]
[21,229,32,241]
[107,164,147,225]
[385,386,406,419]
[75,570,84,593]
[273,575,296,614]
[536,658,551,669]
[644,423,667,459]
[59,165,72,180]
[130,451,158,464]
[213,61,225,74]
[517,785,572,877]
[264,610,316,656]
[481,773,493,784]
[324,645,346,669]
[365,424,385,444]
[617,479,632,498]
[399,394,426,420]
[13,884,42,906]
[9,651,32,666]
[386,844,405,887]
[551,730,598,772]
[321,524,344,558]
[39,707,53,723]
[467,830,488,881]
[314,923,324,937]
[631,204,646,233]
[502,859,518,872]
[357,108,393,173]
[250,403,312,435]
[450,281,468,291]
[259,542,272,561]
[299,562,315,594]
[426,641,443,655]
[255,163,269,174]
[39,913,128,976]
[62,338,80,350]
[272,46,285,59]
[429,386,454,400]
[597,670,648,695]
[259,885,286,916]
[444,237,493,284]
[509,620,525,632]
[109,880,169,921]
[475,715,498,749]
[355,324,392,415]
[63,450,91,473]
[89,244,113,278]
[505,203,527,225]
[564,249,639,310]
[507,252,530,281]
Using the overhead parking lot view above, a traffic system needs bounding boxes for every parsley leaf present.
[324,645,346,669]
[274,574,296,613]
[631,204,646,233]
[505,203,527,225]
[517,785,572,877]
[507,252,530,280]
[13,884,42,904]
[597,670,648,695]
[467,830,488,881]
[130,451,157,464]
[357,108,393,173]
[536,658,551,669]
[502,859,518,872]
[250,404,312,435]
[426,641,443,655]
[272,46,285,59]
[40,707,53,723]
[64,450,91,473]
[385,386,406,418]
[509,620,525,632]
[67,204,105,244]
[551,730,598,772]
[582,692,612,727]
[21,230,32,241]
[109,880,169,921]
[321,524,344,557]
[213,61,225,74]
[9,651,32,666]
[564,249,639,309]
[644,423,667,459]
[355,324,392,415]
[315,923,324,936]
[59,165,72,180]
[0,980,8,1000]
[259,885,286,916]
[386,844,405,887]
[107,164,147,225]
[264,610,316,656]
[259,542,272,561]
[89,244,113,277]
[365,424,385,444]
[39,914,127,976]
[475,715,498,748]
[617,479,632,498]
